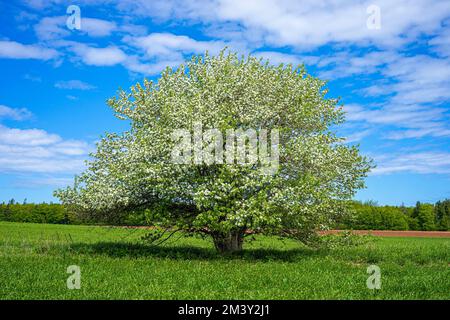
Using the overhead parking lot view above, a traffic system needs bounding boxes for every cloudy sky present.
[0,0,450,205]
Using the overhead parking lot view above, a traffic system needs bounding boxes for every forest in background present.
[0,199,449,231]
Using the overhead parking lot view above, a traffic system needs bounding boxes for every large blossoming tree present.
[55,50,371,253]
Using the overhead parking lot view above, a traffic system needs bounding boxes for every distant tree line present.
[0,199,138,225]
[0,199,73,224]
[0,198,449,231]
[338,200,450,231]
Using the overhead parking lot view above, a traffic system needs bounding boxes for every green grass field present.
[0,221,448,299]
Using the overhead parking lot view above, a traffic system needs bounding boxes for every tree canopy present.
[55,50,372,252]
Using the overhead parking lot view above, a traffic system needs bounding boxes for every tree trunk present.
[212,231,244,253]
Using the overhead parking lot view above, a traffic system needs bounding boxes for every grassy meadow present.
[0,221,448,300]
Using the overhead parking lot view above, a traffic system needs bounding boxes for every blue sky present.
[0,0,450,206]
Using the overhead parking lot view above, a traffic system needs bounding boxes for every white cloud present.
[313,48,450,103]
[341,53,450,140]
[429,24,450,57]
[0,105,33,121]
[253,51,318,66]
[372,152,450,175]
[34,16,68,41]
[386,127,450,140]
[126,32,226,59]
[120,32,236,75]
[344,103,450,140]
[0,40,59,60]
[344,129,372,143]
[58,37,192,75]
[81,18,117,37]
[71,44,127,66]
[22,0,57,10]
[15,10,39,22]
[23,0,450,51]
[14,0,450,143]
[113,0,450,49]
[0,125,61,146]
[345,104,444,125]
[35,16,118,40]
[316,51,399,79]
[123,56,184,76]
[114,0,216,21]
[55,80,96,90]
[0,125,90,173]
[13,176,75,188]
[384,55,450,105]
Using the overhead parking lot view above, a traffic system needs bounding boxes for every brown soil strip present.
[108,226,450,238]
[319,230,450,238]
